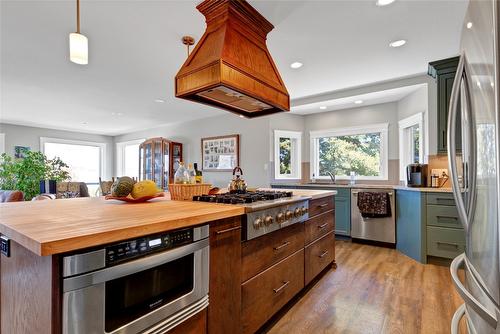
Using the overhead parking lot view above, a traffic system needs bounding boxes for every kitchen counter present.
[272,183,452,193]
[258,187,337,199]
[0,196,245,256]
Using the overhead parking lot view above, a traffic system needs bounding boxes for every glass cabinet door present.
[153,140,162,190]
[144,143,152,181]
[163,142,169,190]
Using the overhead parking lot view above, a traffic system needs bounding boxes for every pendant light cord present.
[76,0,80,33]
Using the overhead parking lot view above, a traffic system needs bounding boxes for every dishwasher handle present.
[352,191,393,196]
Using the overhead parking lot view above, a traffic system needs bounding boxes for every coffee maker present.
[406,163,428,187]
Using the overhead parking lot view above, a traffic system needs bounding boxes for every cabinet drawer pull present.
[273,280,290,294]
[319,250,329,258]
[215,226,241,235]
[437,241,459,248]
[318,222,329,229]
[317,203,329,208]
[436,215,458,220]
[273,241,291,251]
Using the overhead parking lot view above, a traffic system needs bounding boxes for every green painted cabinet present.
[396,190,426,263]
[428,56,461,154]
[333,188,351,236]
[396,190,465,263]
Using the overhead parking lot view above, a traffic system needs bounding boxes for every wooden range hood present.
[175,0,290,118]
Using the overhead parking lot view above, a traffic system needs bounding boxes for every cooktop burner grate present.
[192,190,293,204]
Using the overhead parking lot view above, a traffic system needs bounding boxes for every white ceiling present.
[0,0,468,135]
[291,84,425,115]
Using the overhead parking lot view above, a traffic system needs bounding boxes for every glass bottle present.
[194,163,203,184]
[187,164,196,184]
[174,162,188,184]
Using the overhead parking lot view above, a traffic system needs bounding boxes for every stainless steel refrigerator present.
[449,0,500,333]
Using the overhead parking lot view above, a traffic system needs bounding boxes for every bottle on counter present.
[311,173,316,183]
[174,162,188,184]
[349,171,356,185]
[194,163,203,184]
[187,164,196,184]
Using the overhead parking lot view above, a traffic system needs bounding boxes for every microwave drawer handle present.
[216,226,241,235]
[450,253,498,328]
[63,238,209,293]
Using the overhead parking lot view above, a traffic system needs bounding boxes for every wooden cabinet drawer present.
[241,223,304,282]
[305,231,334,285]
[305,210,334,245]
[241,249,305,334]
[426,193,456,206]
[426,204,461,229]
[309,196,334,218]
[427,226,465,259]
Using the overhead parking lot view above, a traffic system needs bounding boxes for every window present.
[310,123,389,180]
[274,130,302,179]
[116,139,144,179]
[0,134,5,155]
[399,113,424,180]
[40,137,107,195]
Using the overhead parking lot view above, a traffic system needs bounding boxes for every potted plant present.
[0,152,71,200]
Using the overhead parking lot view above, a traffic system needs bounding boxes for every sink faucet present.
[326,171,336,184]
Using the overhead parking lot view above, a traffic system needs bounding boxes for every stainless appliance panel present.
[351,189,395,244]
[460,0,500,307]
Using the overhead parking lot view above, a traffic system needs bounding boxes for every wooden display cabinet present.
[139,138,183,190]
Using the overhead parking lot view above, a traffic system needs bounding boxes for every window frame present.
[310,123,389,181]
[115,138,145,178]
[398,113,425,181]
[0,133,5,155]
[274,130,302,180]
[40,137,107,181]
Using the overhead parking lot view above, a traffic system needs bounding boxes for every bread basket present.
[169,183,212,201]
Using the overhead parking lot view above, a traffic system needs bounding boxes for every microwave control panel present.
[106,228,193,265]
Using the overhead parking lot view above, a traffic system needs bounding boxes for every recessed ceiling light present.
[376,0,395,6]
[466,22,473,29]
[319,106,327,110]
[290,62,303,69]
[354,100,364,104]
[154,99,165,103]
[82,122,88,125]
[389,39,406,48]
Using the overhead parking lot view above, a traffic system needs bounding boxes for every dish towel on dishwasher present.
[357,192,391,218]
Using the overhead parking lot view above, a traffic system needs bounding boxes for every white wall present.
[0,123,114,178]
[304,102,400,160]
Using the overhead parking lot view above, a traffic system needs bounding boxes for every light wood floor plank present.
[266,240,466,334]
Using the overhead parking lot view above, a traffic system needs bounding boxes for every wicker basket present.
[169,183,212,201]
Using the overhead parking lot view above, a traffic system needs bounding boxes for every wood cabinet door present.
[305,210,334,246]
[208,217,242,334]
[304,231,334,285]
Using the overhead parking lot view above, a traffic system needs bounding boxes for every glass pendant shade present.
[69,32,88,65]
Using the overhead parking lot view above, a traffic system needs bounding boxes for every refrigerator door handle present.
[448,53,476,233]
[451,304,467,334]
[450,253,498,328]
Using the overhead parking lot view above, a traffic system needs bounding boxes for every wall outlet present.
[431,168,448,178]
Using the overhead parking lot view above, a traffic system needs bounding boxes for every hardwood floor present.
[266,240,466,334]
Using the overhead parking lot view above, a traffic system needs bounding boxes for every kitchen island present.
[0,188,335,334]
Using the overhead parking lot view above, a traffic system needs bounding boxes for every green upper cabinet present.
[428,56,461,154]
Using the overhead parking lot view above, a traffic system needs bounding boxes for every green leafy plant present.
[0,151,71,200]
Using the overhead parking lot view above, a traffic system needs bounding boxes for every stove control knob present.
[285,210,293,220]
[294,208,302,217]
[264,215,274,225]
[253,218,263,229]
[276,212,285,223]
[301,207,308,215]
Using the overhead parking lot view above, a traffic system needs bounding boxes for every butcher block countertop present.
[0,197,245,257]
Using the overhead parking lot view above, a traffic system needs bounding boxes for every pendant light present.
[69,0,88,65]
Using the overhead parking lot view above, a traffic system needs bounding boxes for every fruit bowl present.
[104,192,165,203]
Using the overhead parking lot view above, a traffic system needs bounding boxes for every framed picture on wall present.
[14,146,30,159]
[201,134,240,171]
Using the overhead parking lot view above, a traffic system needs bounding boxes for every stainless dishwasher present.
[351,188,396,244]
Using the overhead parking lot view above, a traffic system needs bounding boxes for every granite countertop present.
[271,183,453,193]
